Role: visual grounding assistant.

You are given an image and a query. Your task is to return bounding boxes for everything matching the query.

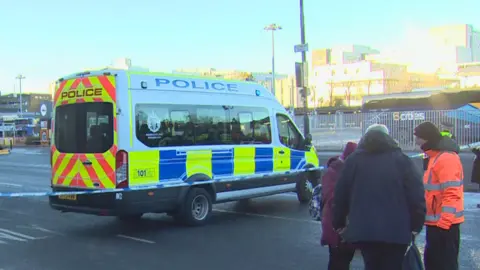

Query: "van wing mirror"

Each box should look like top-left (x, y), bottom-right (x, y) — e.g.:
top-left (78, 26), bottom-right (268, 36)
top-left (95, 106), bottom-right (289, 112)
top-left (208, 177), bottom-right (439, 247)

top-left (305, 133), bottom-right (313, 149)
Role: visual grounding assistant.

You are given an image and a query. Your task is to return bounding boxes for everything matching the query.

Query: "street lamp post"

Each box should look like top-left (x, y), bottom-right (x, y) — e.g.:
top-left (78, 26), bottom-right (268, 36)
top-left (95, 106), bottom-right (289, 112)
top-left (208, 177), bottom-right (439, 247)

top-left (16, 74), bottom-right (25, 117)
top-left (264, 23), bottom-right (282, 97)
top-left (299, 0), bottom-right (310, 136)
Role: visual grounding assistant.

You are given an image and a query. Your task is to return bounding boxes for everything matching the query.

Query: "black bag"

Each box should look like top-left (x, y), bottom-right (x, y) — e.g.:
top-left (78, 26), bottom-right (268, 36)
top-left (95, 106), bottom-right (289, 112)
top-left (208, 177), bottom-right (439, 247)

top-left (402, 236), bottom-right (424, 270)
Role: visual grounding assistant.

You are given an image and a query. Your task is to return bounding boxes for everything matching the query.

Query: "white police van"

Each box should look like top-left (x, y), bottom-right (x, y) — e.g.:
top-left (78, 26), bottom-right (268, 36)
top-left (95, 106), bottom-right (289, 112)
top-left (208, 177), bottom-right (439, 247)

top-left (49, 70), bottom-right (320, 226)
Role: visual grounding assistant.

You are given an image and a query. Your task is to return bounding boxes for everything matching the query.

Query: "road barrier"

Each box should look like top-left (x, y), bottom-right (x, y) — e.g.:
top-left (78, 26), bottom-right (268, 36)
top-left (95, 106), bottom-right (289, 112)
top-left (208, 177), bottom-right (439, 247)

top-left (0, 141), bottom-right (479, 198)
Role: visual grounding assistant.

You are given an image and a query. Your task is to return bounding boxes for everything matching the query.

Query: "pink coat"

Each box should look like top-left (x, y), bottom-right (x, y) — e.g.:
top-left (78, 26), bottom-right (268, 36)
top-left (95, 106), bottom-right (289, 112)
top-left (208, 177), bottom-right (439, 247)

top-left (320, 158), bottom-right (344, 246)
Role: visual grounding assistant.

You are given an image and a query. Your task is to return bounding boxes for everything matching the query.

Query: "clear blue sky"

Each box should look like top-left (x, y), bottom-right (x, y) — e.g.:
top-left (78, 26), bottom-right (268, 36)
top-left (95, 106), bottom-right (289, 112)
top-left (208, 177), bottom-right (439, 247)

top-left (0, 0), bottom-right (478, 94)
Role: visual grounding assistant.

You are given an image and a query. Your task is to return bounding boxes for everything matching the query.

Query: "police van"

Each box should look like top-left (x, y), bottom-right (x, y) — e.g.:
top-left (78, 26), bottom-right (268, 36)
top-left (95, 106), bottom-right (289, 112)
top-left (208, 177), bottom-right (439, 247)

top-left (48, 69), bottom-right (320, 226)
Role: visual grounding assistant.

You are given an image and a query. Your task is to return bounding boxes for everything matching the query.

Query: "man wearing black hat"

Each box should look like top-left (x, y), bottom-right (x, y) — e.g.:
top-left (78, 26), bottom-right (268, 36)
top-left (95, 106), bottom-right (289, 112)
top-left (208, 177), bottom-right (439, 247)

top-left (422, 129), bottom-right (456, 171)
top-left (414, 121), bottom-right (463, 270)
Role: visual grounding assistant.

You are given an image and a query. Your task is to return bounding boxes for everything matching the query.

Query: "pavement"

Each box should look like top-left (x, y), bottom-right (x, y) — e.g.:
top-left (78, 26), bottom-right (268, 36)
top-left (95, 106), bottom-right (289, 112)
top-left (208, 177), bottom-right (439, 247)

top-left (0, 147), bottom-right (479, 269)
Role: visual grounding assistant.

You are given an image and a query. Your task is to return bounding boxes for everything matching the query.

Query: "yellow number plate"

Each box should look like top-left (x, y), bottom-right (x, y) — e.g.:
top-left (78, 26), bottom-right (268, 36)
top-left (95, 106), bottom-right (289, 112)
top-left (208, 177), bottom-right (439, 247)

top-left (58, 194), bottom-right (77, 201)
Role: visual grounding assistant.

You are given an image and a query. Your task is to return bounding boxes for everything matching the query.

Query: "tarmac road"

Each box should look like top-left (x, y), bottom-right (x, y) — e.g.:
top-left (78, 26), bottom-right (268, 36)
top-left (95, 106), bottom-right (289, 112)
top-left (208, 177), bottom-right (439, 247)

top-left (0, 148), bottom-right (479, 269)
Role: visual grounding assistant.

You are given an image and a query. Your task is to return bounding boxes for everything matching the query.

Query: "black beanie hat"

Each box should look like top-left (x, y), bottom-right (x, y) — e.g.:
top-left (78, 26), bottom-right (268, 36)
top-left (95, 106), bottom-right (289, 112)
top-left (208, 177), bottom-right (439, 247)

top-left (414, 122), bottom-right (442, 142)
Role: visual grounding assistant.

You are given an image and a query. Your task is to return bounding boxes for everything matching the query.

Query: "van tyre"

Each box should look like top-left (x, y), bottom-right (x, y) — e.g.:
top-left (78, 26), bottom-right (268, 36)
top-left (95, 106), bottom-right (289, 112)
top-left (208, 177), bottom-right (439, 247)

top-left (175, 187), bottom-right (212, 226)
top-left (296, 174), bottom-right (318, 204)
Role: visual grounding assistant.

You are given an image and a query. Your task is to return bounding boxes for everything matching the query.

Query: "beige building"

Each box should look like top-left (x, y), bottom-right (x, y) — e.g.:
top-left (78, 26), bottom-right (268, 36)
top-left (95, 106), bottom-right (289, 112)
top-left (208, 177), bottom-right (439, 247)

top-left (311, 61), bottom-right (413, 107)
top-left (456, 62), bottom-right (480, 88)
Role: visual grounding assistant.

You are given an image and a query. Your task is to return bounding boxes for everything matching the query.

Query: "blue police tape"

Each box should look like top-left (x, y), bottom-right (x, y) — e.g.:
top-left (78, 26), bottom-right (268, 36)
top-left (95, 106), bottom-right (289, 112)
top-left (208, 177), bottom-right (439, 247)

top-left (2, 141), bottom-right (480, 198)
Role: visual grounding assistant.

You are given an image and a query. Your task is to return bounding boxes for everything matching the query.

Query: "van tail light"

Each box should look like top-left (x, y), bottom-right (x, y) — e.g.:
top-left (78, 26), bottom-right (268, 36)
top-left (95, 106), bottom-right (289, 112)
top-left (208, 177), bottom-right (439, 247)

top-left (115, 150), bottom-right (129, 188)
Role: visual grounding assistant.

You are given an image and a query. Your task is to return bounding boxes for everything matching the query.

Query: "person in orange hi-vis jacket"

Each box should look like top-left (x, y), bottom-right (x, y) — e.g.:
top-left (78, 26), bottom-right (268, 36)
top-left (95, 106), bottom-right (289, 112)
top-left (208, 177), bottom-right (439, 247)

top-left (414, 121), bottom-right (464, 270)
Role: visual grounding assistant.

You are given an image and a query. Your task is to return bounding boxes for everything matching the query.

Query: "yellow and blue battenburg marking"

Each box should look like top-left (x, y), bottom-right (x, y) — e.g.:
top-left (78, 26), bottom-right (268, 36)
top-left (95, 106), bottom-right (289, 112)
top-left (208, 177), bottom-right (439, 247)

top-left (0, 148), bottom-right (452, 197)
top-left (128, 146), bottom-right (319, 187)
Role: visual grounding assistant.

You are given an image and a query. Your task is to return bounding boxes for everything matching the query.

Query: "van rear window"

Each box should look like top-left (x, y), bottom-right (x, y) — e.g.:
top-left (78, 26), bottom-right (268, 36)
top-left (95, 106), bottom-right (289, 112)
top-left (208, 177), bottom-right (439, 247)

top-left (54, 102), bottom-right (114, 153)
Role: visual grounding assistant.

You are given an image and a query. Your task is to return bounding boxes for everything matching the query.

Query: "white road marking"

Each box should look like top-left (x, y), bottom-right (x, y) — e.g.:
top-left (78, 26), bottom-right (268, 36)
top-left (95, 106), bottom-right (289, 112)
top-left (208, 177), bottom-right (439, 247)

top-left (117, 234), bottom-right (156, 244)
top-left (31, 225), bottom-right (64, 236)
top-left (15, 225), bottom-right (64, 236)
top-left (0, 182), bottom-right (22, 188)
top-left (0, 228), bottom-right (48, 243)
top-left (213, 209), bottom-right (317, 224)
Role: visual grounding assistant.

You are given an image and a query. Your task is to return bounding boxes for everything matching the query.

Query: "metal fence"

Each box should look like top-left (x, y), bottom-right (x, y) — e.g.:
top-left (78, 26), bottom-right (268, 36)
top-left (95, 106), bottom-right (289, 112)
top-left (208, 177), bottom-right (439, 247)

top-left (293, 109), bottom-right (480, 151)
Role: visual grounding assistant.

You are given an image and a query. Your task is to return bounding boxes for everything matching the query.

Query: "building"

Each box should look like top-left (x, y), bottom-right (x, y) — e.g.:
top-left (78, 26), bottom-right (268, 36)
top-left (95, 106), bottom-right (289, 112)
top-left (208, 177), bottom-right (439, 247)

top-left (456, 62), bottom-right (480, 88)
top-left (0, 93), bottom-right (52, 115)
top-left (252, 73), bottom-right (298, 108)
top-left (311, 49), bottom-right (331, 68)
top-left (429, 24), bottom-right (480, 64)
top-left (311, 61), bottom-right (411, 107)
top-left (311, 45), bottom-right (379, 70)
top-left (331, 45), bottom-right (379, 65)
top-left (367, 24), bottom-right (480, 74)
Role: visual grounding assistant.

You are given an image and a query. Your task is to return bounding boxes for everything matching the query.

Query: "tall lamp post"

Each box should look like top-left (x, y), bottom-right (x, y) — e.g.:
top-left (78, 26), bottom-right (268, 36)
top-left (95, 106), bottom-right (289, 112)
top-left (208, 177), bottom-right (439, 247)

top-left (16, 74), bottom-right (25, 117)
top-left (299, 0), bottom-right (309, 136)
top-left (264, 23), bottom-right (282, 97)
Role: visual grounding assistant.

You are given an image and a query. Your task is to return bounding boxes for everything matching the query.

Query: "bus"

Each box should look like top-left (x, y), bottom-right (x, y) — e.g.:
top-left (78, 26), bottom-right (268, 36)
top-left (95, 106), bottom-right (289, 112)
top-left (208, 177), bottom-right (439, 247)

top-left (0, 116), bottom-right (37, 137)
top-left (361, 89), bottom-right (480, 149)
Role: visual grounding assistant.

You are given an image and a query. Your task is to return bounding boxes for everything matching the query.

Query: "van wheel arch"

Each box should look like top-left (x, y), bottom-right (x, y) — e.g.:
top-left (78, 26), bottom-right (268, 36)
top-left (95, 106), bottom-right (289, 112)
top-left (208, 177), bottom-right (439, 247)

top-left (177, 174), bottom-right (217, 203)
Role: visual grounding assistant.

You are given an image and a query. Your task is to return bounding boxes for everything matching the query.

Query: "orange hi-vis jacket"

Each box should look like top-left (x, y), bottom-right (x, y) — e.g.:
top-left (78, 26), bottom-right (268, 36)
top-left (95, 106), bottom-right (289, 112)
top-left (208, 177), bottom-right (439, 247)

top-left (423, 150), bottom-right (464, 229)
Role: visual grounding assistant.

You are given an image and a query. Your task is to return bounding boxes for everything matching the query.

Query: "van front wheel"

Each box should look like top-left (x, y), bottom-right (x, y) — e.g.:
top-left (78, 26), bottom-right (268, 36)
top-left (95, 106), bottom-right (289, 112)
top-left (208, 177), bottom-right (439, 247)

top-left (174, 188), bottom-right (212, 226)
top-left (296, 174), bottom-right (317, 203)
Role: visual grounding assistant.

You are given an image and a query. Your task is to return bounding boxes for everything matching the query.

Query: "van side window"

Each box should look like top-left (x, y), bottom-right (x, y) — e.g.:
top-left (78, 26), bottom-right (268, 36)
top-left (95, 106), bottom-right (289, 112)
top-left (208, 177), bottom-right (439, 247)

top-left (171, 110), bottom-right (194, 146)
top-left (195, 107), bottom-right (232, 145)
top-left (135, 104), bottom-right (271, 147)
top-left (276, 114), bottom-right (302, 150)
top-left (135, 106), bottom-right (171, 147)
top-left (230, 107), bottom-right (271, 144)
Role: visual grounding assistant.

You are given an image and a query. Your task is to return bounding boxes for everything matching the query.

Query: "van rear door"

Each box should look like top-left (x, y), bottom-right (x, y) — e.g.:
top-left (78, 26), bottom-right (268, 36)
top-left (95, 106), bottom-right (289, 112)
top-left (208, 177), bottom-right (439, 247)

top-left (51, 75), bottom-right (117, 189)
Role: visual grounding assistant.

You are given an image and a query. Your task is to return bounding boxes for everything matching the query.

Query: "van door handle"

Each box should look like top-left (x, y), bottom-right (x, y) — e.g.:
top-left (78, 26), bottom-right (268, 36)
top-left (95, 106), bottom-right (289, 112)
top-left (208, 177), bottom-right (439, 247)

top-left (278, 150), bottom-right (285, 154)
top-left (83, 160), bottom-right (92, 166)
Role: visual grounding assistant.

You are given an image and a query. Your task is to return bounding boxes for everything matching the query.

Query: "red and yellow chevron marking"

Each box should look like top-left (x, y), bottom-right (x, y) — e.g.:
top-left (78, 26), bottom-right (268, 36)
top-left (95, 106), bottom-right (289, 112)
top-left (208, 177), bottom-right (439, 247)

top-left (51, 75), bottom-right (118, 189)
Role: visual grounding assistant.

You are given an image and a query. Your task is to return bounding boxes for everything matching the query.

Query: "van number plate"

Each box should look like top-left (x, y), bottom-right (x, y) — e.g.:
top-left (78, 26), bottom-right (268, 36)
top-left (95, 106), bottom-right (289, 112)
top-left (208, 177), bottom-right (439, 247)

top-left (58, 194), bottom-right (77, 201)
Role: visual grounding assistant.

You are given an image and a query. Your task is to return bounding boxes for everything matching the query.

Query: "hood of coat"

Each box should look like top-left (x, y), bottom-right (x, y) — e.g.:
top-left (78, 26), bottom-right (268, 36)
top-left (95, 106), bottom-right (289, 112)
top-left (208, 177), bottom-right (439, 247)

top-left (357, 130), bottom-right (401, 154)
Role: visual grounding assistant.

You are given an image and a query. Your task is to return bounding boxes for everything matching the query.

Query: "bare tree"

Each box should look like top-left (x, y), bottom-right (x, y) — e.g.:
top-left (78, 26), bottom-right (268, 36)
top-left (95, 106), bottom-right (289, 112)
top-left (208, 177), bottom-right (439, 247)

top-left (318, 97), bottom-right (325, 107)
top-left (344, 80), bottom-right (355, 107)
top-left (327, 80), bottom-right (335, 107)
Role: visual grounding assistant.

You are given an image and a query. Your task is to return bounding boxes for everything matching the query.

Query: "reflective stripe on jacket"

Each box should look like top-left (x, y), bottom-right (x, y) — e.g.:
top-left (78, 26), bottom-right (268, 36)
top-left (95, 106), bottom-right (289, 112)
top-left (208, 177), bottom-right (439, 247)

top-left (423, 150), bottom-right (464, 229)
top-left (440, 131), bottom-right (453, 138)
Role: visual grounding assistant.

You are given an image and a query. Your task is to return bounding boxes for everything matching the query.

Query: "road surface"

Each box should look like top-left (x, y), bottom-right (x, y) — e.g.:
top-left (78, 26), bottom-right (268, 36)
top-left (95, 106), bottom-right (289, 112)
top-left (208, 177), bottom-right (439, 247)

top-left (0, 147), bottom-right (479, 269)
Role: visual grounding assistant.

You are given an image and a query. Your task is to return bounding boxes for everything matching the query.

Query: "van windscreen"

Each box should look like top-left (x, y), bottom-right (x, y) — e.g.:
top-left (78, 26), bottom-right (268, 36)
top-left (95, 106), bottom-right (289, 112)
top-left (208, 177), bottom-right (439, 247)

top-left (54, 102), bottom-right (114, 153)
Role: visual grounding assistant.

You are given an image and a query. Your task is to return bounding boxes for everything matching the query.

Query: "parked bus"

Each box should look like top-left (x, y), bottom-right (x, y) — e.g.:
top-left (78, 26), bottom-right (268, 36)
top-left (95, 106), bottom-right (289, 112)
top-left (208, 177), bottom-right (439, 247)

top-left (361, 89), bottom-right (480, 149)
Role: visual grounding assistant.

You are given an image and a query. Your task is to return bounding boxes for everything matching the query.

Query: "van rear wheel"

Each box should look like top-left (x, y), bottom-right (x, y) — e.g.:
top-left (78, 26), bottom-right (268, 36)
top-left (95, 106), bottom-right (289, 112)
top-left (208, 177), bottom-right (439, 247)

top-left (174, 187), bottom-right (212, 226)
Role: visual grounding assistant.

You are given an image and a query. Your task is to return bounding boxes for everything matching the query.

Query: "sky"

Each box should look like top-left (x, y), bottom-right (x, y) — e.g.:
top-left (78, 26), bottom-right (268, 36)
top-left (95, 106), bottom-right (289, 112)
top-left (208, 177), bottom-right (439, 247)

top-left (0, 0), bottom-right (479, 94)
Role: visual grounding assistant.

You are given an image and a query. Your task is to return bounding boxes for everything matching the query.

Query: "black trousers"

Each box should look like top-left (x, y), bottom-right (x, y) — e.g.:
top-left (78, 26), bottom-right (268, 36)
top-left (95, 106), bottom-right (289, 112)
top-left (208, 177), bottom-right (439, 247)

top-left (328, 244), bottom-right (356, 270)
top-left (359, 242), bottom-right (408, 270)
top-left (424, 224), bottom-right (460, 270)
